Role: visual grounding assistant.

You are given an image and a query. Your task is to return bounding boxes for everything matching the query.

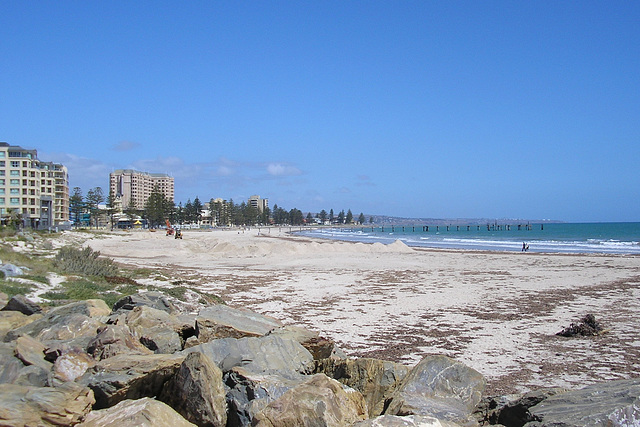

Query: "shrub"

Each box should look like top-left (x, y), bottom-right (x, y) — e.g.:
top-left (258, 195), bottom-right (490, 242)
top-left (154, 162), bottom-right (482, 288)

top-left (54, 246), bottom-right (118, 277)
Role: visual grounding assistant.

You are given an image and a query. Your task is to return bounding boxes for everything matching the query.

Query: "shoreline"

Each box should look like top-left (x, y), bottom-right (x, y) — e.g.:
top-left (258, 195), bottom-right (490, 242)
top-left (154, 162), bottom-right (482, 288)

top-left (80, 228), bottom-right (640, 395)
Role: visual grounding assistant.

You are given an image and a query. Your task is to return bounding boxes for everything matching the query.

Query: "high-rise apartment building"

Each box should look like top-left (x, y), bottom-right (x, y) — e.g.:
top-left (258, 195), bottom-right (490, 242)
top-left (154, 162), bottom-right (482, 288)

top-left (0, 142), bottom-right (69, 228)
top-left (248, 195), bottom-right (269, 212)
top-left (109, 169), bottom-right (174, 211)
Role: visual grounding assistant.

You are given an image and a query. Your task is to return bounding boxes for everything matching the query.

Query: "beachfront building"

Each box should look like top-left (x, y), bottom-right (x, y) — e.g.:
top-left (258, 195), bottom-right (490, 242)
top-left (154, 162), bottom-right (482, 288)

top-left (109, 169), bottom-right (174, 211)
top-left (248, 195), bottom-right (269, 213)
top-left (0, 142), bottom-right (70, 229)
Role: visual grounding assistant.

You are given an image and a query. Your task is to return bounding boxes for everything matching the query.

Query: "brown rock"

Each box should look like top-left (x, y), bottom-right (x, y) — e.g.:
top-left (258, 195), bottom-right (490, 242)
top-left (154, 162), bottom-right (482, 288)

top-left (78, 397), bottom-right (196, 426)
top-left (0, 382), bottom-right (95, 426)
top-left (160, 351), bottom-right (227, 427)
top-left (316, 357), bottom-right (410, 417)
top-left (253, 373), bottom-right (367, 427)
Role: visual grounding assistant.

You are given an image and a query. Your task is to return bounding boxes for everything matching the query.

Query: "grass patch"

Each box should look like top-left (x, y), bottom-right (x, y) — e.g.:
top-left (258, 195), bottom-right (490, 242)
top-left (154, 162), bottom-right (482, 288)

top-left (22, 274), bottom-right (49, 285)
top-left (0, 280), bottom-right (34, 297)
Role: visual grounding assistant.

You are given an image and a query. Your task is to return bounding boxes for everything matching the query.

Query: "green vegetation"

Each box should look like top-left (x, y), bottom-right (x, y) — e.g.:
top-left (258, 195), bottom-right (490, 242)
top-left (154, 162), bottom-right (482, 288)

top-left (0, 232), bottom-right (226, 308)
top-left (0, 280), bottom-right (34, 298)
top-left (54, 246), bottom-right (119, 276)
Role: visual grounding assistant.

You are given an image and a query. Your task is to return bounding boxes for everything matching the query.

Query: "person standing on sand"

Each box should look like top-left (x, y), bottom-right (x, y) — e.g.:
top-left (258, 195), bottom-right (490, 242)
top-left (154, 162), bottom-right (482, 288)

top-left (522, 242), bottom-right (526, 252)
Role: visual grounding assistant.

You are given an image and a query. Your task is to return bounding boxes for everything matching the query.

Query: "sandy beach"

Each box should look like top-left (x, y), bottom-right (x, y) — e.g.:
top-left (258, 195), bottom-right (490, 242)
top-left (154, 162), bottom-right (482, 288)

top-left (81, 227), bottom-right (640, 396)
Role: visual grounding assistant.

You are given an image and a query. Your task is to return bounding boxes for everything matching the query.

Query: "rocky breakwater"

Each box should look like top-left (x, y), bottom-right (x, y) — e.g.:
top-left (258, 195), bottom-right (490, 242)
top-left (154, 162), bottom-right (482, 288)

top-left (0, 290), bottom-right (639, 427)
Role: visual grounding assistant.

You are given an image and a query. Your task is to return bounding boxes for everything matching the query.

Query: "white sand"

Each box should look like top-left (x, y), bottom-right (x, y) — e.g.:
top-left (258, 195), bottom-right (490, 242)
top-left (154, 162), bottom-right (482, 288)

top-left (82, 227), bottom-right (640, 395)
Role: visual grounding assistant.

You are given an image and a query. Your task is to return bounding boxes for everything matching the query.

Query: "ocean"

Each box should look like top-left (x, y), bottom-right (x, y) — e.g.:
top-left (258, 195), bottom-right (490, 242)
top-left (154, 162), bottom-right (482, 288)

top-left (296, 222), bottom-right (640, 254)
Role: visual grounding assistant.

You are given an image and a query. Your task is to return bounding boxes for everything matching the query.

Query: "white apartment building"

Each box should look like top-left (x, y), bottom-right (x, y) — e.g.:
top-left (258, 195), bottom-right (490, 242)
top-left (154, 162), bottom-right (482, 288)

top-left (0, 142), bottom-right (69, 228)
top-left (248, 195), bottom-right (269, 212)
top-left (109, 169), bottom-right (174, 211)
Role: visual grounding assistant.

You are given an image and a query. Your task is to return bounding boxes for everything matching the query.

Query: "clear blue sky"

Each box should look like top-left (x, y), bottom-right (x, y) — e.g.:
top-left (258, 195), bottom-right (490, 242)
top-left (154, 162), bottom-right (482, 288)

top-left (1, 2), bottom-right (638, 222)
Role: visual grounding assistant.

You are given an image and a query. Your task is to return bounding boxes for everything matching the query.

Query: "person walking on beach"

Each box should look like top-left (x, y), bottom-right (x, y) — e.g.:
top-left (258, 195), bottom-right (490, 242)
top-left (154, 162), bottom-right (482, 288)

top-left (522, 242), bottom-right (526, 252)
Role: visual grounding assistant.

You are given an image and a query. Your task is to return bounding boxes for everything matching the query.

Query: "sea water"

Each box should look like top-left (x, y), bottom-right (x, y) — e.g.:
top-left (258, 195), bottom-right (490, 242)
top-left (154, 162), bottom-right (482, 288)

top-left (297, 222), bottom-right (640, 254)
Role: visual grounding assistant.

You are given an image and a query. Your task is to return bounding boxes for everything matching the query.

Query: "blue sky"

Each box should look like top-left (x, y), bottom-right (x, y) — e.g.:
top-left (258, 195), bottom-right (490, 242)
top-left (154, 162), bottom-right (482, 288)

top-left (1, 2), bottom-right (638, 222)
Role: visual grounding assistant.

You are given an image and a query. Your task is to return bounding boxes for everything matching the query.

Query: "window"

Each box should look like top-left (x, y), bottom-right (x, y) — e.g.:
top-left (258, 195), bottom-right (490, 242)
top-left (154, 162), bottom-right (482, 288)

top-left (0, 198), bottom-right (4, 204)
top-left (10, 198), bottom-right (19, 205)
top-left (0, 161), bottom-right (4, 167)
top-left (22, 161), bottom-right (27, 167)
top-left (0, 152), bottom-right (5, 158)
top-left (11, 161), bottom-right (19, 168)
top-left (10, 171), bottom-right (19, 176)
top-left (10, 189), bottom-right (19, 195)
top-left (10, 179), bottom-right (19, 185)
top-left (0, 179), bottom-right (5, 185)
top-left (0, 189), bottom-right (4, 194)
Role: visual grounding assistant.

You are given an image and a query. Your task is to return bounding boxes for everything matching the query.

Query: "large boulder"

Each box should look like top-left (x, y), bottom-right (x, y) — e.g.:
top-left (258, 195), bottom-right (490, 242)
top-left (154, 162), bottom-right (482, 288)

top-left (0, 310), bottom-right (40, 340)
top-left (195, 305), bottom-right (283, 342)
top-left (0, 382), bottom-right (95, 426)
top-left (4, 299), bottom-right (110, 343)
top-left (112, 291), bottom-right (177, 314)
top-left (78, 397), bottom-right (196, 426)
top-left (0, 341), bottom-right (25, 384)
top-left (224, 366), bottom-right (306, 426)
top-left (474, 388), bottom-right (566, 426)
top-left (525, 378), bottom-right (640, 426)
top-left (159, 351), bottom-right (227, 427)
top-left (316, 357), bottom-right (410, 417)
top-left (252, 373), bottom-right (367, 427)
top-left (15, 334), bottom-right (52, 372)
top-left (87, 324), bottom-right (153, 360)
top-left (268, 325), bottom-right (335, 359)
top-left (1, 294), bottom-right (42, 315)
top-left (77, 353), bottom-right (185, 409)
top-left (124, 306), bottom-right (186, 353)
top-left (184, 335), bottom-right (314, 378)
top-left (385, 355), bottom-right (486, 426)
top-left (0, 263), bottom-right (25, 277)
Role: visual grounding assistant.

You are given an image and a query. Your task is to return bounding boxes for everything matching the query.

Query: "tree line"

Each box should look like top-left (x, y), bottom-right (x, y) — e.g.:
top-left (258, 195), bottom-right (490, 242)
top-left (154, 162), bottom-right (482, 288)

top-left (69, 186), bottom-right (370, 228)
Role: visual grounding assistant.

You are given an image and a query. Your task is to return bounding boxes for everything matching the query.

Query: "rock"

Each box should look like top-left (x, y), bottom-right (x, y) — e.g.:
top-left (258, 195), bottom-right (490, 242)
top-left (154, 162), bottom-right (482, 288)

top-left (0, 310), bottom-right (40, 341)
top-left (38, 314), bottom-right (105, 343)
top-left (269, 325), bottom-right (335, 359)
top-left (474, 388), bottom-right (565, 426)
top-left (184, 335), bottom-right (314, 378)
top-left (15, 334), bottom-right (52, 372)
top-left (1, 294), bottom-right (42, 315)
top-left (0, 291), bottom-right (7, 308)
top-left (0, 342), bottom-right (25, 384)
top-left (4, 299), bottom-right (110, 343)
top-left (224, 366), bottom-right (306, 426)
top-left (12, 364), bottom-right (51, 387)
top-left (124, 305), bottom-right (185, 353)
top-left (140, 327), bottom-right (183, 353)
top-left (78, 397), bottom-right (196, 426)
top-left (159, 351), bottom-right (227, 427)
top-left (78, 353), bottom-right (185, 409)
top-left (0, 263), bottom-right (25, 277)
top-left (252, 373), bottom-right (367, 427)
top-left (53, 348), bottom-right (96, 382)
top-left (195, 305), bottom-right (283, 342)
top-left (87, 324), bottom-right (153, 360)
top-left (112, 291), bottom-right (176, 314)
top-left (0, 381), bottom-right (95, 426)
top-left (525, 378), bottom-right (640, 426)
top-left (316, 357), bottom-right (410, 417)
top-left (354, 414), bottom-right (461, 426)
top-left (385, 355), bottom-right (486, 426)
